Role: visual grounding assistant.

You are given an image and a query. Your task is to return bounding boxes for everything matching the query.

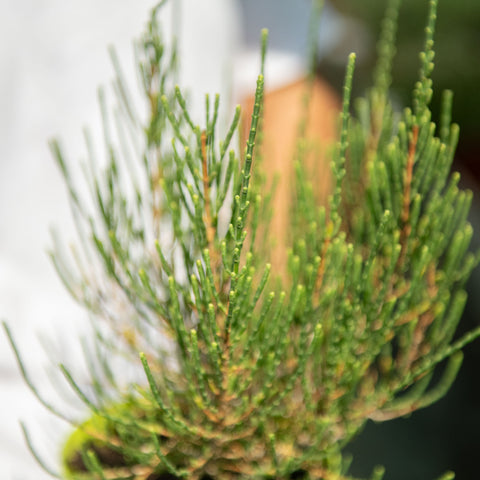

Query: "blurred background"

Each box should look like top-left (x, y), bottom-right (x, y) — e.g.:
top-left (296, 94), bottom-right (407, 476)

top-left (1, 1), bottom-right (478, 479)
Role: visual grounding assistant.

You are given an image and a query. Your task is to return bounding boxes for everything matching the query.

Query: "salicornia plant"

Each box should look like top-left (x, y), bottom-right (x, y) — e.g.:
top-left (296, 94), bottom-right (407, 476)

top-left (4, 0), bottom-right (480, 479)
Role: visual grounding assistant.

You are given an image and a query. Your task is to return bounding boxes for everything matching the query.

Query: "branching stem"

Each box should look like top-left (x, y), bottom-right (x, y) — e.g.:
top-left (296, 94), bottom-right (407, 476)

top-left (201, 130), bottom-right (215, 251)
top-left (398, 124), bottom-right (419, 267)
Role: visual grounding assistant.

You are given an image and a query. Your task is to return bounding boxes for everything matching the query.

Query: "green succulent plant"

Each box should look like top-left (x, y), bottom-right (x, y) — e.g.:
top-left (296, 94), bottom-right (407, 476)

top-left (4, 0), bottom-right (480, 479)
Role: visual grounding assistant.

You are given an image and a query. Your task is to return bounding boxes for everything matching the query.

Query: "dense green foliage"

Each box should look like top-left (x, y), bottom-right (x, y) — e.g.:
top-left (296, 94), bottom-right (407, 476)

top-left (4, 1), bottom-right (480, 479)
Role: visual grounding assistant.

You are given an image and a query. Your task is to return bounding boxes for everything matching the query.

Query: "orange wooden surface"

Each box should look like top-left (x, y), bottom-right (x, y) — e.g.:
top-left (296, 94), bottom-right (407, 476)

top-left (242, 76), bottom-right (340, 276)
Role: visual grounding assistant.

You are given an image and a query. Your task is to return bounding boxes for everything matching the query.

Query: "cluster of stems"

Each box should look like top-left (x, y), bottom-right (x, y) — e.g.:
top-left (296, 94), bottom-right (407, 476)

top-left (4, 0), bottom-right (480, 479)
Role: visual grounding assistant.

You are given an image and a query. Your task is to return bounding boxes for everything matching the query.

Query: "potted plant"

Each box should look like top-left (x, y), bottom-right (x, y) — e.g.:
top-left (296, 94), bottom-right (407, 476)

top-left (4, 0), bottom-right (480, 478)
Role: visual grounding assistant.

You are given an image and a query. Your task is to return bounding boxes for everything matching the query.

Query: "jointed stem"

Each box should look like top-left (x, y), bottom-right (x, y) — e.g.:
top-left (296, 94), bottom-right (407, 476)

top-left (201, 130), bottom-right (215, 251)
top-left (398, 124), bottom-right (419, 267)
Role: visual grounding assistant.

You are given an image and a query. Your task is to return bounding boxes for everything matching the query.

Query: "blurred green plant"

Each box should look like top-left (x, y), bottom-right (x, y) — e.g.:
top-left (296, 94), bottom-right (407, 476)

top-left (3, 0), bottom-right (480, 479)
top-left (329, 0), bottom-right (480, 141)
